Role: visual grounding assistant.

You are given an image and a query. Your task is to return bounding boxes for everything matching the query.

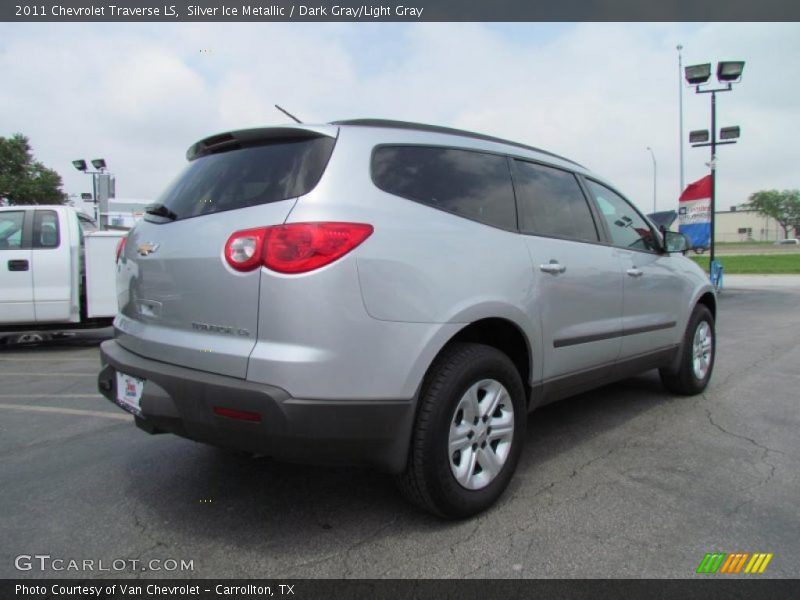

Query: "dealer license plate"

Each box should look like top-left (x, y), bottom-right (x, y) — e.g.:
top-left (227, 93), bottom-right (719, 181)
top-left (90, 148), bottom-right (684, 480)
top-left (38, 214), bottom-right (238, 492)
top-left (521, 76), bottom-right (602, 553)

top-left (116, 371), bottom-right (144, 416)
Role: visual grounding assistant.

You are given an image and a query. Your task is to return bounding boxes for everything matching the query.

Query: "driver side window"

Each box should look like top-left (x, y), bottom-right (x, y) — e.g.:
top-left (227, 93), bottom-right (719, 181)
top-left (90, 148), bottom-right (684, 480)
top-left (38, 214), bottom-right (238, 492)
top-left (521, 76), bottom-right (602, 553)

top-left (586, 180), bottom-right (658, 252)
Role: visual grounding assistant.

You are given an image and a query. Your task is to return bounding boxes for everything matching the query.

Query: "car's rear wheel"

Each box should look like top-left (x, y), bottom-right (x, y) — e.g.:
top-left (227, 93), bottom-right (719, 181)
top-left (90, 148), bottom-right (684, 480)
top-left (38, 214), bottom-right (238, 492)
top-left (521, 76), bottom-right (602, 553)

top-left (659, 304), bottom-right (715, 395)
top-left (397, 342), bottom-right (526, 518)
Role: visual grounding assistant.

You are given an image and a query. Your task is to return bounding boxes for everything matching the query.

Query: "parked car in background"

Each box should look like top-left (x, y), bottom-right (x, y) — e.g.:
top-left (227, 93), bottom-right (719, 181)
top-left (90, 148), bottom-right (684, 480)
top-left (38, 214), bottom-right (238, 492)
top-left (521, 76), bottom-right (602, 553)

top-left (774, 238), bottom-right (799, 245)
top-left (98, 120), bottom-right (716, 518)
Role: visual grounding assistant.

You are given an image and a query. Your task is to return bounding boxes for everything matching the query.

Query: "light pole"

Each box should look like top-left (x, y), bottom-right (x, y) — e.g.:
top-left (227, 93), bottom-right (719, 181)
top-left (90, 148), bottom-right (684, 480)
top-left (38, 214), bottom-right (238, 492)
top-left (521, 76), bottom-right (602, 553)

top-left (72, 158), bottom-right (108, 227)
top-left (646, 146), bottom-right (657, 213)
top-left (677, 44), bottom-right (685, 195)
top-left (685, 61), bottom-right (744, 272)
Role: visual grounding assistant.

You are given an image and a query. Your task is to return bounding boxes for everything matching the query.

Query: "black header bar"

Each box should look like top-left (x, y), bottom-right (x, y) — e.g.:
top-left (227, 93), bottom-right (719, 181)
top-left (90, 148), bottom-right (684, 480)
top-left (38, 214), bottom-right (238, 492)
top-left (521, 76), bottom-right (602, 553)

top-left (4, 0), bottom-right (800, 22)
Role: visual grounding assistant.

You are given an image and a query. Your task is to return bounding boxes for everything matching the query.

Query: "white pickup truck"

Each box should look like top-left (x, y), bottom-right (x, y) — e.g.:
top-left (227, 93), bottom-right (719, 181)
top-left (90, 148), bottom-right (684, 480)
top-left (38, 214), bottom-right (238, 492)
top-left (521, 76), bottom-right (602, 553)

top-left (0, 205), bottom-right (125, 342)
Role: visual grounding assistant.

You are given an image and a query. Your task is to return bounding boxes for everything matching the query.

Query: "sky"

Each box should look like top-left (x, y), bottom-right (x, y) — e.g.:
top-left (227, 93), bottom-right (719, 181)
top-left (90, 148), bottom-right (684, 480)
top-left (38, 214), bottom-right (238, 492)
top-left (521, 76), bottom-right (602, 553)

top-left (1, 21), bottom-right (799, 214)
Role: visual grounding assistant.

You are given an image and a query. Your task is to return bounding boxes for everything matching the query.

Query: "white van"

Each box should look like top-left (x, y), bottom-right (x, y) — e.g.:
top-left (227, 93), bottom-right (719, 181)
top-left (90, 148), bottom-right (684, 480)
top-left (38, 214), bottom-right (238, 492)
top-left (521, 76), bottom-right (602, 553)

top-left (0, 205), bottom-right (124, 340)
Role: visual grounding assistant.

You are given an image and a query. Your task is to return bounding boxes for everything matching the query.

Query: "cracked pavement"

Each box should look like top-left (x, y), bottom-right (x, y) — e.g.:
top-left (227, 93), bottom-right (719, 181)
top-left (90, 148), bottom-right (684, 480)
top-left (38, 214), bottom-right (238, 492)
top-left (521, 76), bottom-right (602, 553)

top-left (1, 276), bottom-right (798, 578)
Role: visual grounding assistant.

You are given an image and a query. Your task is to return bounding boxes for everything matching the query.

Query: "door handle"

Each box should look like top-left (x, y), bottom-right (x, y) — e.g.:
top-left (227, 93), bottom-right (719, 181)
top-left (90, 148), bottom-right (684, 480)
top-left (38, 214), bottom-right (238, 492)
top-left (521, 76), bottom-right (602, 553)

top-left (7, 259), bottom-right (29, 272)
top-left (626, 267), bottom-right (644, 278)
top-left (539, 261), bottom-right (566, 275)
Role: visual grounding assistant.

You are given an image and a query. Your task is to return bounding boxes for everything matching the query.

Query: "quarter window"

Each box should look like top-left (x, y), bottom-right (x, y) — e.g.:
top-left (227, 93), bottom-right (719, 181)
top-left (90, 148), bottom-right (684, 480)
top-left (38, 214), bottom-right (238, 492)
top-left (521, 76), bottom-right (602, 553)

top-left (513, 160), bottom-right (598, 242)
top-left (371, 146), bottom-right (517, 230)
top-left (586, 180), bottom-right (658, 252)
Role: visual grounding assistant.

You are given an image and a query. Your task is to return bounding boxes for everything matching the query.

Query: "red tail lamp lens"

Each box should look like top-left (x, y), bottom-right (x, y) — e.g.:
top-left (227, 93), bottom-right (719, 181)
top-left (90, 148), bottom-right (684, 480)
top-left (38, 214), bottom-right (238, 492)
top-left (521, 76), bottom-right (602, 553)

top-left (264, 222), bottom-right (374, 274)
top-left (116, 236), bottom-right (127, 262)
top-left (224, 222), bottom-right (373, 274)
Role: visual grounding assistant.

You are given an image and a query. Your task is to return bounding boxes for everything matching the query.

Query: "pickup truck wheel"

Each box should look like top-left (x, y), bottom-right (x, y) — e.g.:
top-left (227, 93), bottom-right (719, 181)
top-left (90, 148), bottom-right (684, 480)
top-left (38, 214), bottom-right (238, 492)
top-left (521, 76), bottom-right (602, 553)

top-left (659, 304), bottom-right (715, 395)
top-left (397, 342), bottom-right (526, 519)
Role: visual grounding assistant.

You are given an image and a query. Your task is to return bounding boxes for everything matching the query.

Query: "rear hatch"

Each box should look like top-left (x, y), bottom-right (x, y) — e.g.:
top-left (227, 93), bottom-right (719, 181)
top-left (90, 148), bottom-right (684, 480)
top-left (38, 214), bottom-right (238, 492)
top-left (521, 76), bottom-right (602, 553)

top-left (115, 126), bottom-right (337, 378)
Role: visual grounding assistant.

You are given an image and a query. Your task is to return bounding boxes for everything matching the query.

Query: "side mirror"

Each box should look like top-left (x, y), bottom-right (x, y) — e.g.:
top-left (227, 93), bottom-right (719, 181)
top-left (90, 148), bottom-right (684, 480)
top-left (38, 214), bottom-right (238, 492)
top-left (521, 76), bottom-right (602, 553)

top-left (663, 230), bottom-right (690, 254)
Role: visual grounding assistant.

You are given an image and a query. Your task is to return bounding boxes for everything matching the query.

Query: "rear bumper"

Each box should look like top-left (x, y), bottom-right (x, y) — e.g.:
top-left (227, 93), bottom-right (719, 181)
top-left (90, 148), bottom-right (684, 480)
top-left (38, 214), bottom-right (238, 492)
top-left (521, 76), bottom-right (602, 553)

top-left (98, 340), bottom-right (415, 473)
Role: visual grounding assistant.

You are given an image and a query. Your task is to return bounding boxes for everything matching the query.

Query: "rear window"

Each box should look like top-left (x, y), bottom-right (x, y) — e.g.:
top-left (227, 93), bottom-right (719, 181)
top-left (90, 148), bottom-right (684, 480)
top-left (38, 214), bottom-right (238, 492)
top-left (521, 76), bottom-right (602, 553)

top-left (150, 137), bottom-right (335, 221)
top-left (371, 145), bottom-right (516, 230)
top-left (33, 210), bottom-right (60, 248)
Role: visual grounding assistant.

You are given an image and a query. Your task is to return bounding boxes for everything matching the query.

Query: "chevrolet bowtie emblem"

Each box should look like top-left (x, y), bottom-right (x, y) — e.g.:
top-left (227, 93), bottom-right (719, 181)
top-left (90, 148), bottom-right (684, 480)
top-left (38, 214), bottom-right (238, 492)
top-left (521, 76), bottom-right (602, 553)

top-left (137, 242), bottom-right (160, 256)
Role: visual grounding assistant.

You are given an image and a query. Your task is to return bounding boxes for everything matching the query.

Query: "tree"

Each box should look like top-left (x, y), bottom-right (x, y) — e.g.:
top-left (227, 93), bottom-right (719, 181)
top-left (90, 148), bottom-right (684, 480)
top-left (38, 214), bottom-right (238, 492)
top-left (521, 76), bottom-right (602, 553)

top-left (742, 189), bottom-right (800, 239)
top-left (0, 133), bottom-right (67, 205)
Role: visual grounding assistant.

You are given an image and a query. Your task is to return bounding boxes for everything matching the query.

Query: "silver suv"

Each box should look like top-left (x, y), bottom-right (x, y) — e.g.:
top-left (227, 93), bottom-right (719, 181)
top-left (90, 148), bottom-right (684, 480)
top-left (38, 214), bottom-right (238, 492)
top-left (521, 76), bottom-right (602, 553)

top-left (98, 120), bottom-right (716, 518)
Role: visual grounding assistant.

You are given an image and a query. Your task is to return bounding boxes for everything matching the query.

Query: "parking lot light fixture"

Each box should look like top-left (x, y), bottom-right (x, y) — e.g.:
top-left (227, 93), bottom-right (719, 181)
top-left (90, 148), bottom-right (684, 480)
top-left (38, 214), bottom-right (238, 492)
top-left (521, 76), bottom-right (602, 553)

top-left (717, 61), bottom-right (745, 83)
top-left (719, 126), bottom-right (741, 140)
top-left (72, 158), bottom-right (109, 225)
top-left (686, 60), bottom-right (745, 274)
top-left (689, 130), bottom-right (710, 144)
top-left (685, 63), bottom-right (711, 85)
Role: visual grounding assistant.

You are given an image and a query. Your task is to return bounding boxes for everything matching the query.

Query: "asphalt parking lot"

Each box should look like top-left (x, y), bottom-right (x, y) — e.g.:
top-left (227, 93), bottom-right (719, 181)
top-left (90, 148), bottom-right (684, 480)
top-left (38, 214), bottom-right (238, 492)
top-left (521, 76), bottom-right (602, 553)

top-left (1, 276), bottom-right (798, 579)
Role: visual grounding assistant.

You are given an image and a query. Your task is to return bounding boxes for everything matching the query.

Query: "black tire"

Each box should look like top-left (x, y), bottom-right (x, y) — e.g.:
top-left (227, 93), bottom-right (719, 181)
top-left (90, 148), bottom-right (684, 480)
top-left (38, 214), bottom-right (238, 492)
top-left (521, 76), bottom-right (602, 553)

top-left (659, 304), bottom-right (715, 395)
top-left (397, 342), bottom-right (526, 519)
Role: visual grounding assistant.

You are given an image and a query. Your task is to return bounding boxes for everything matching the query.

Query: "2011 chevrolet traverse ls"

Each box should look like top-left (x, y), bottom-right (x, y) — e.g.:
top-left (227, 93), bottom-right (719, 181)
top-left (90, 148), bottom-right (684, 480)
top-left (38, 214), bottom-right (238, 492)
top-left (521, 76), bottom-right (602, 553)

top-left (98, 120), bottom-right (716, 518)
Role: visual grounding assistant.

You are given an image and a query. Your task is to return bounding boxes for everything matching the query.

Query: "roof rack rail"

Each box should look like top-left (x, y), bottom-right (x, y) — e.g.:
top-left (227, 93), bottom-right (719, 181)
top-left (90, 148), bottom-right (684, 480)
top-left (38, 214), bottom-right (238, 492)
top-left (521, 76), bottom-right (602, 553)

top-left (331, 118), bottom-right (584, 168)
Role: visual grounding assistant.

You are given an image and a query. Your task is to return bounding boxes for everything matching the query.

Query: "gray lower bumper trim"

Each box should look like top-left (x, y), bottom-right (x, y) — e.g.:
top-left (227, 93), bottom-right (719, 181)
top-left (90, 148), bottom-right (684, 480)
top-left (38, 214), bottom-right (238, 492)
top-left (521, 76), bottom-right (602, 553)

top-left (97, 340), bottom-right (414, 473)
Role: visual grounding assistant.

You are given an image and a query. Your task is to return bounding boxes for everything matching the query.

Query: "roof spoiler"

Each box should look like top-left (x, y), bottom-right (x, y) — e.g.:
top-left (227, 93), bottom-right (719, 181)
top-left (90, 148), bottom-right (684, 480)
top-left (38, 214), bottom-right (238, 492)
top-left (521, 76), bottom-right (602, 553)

top-left (186, 126), bottom-right (337, 161)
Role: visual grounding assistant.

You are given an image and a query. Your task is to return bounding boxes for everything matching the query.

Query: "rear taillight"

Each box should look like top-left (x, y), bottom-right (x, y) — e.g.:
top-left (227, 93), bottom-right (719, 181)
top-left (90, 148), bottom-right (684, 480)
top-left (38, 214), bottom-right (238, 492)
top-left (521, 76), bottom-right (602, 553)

top-left (224, 222), bottom-right (373, 274)
top-left (116, 236), bottom-right (126, 262)
top-left (224, 227), bottom-right (267, 272)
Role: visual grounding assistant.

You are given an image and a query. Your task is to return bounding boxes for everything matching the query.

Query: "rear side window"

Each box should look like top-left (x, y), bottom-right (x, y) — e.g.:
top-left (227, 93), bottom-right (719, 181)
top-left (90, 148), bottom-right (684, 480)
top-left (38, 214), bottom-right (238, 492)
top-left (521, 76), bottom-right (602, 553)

top-left (152, 137), bottom-right (335, 221)
top-left (33, 210), bottom-right (60, 248)
top-left (372, 146), bottom-right (516, 230)
top-left (513, 160), bottom-right (599, 242)
top-left (0, 211), bottom-right (25, 250)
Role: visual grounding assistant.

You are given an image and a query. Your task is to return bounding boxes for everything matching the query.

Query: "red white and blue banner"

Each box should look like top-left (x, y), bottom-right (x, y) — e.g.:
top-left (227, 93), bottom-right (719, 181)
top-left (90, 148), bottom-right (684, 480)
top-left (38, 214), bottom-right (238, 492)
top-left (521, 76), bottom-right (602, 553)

top-left (678, 175), bottom-right (712, 250)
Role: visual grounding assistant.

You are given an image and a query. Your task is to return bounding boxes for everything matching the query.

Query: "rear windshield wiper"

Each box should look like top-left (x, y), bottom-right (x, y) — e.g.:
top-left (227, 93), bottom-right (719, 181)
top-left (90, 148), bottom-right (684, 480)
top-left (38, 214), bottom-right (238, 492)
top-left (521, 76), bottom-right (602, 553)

top-left (145, 203), bottom-right (178, 221)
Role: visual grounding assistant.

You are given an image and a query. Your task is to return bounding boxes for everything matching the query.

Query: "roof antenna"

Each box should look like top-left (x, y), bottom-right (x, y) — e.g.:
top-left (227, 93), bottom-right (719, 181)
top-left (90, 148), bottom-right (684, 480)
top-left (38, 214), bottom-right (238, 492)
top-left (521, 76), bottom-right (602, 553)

top-left (275, 104), bottom-right (303, 124)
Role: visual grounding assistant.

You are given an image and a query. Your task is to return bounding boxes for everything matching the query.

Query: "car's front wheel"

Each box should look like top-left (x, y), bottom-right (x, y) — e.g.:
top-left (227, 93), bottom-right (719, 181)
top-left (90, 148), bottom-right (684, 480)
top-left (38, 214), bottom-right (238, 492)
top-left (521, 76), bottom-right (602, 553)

top-left (659, 304), bottom-right (715, 395)
top-left (397, 342), bottom-right (526, 518)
